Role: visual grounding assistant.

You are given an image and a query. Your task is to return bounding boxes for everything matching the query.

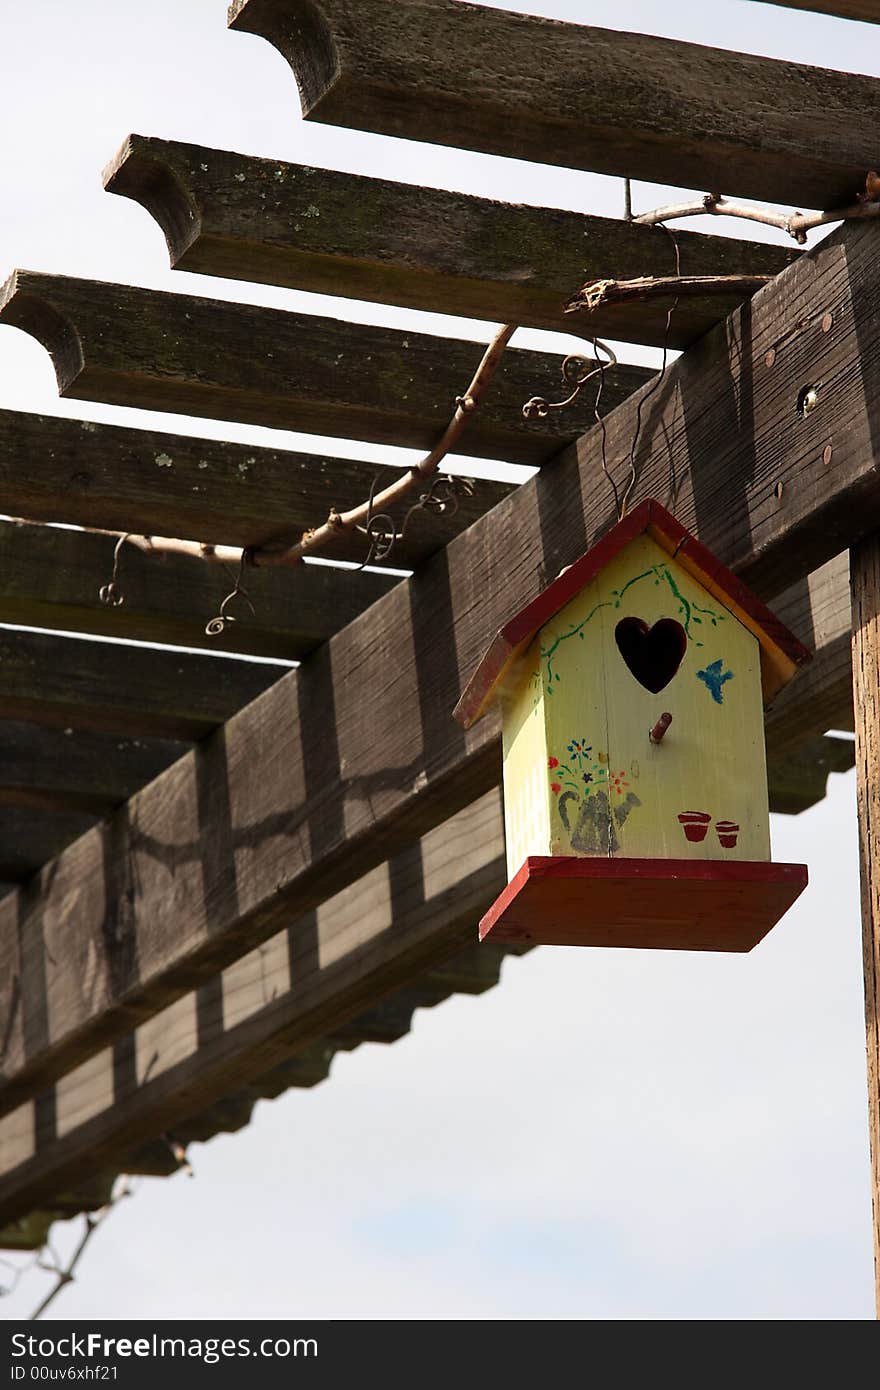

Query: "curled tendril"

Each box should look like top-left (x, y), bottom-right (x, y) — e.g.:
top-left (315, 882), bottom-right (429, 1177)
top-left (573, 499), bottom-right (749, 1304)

top-left (522, 339), bottom-right (618, 420)
top-left (99, 534), bottom-right (132, 607)
top-left (99, 582), bottom-right (124, 608)
top-left (356, 473), bottom-right (476, 570)
top-left (205, 550), bottom-right (256, 638)
top-left (362, 513), bottom-right (398, 561)
top-left (562, 354), bottom-right (596, 387)
top-left (416, 474), bottom-right (475, 517)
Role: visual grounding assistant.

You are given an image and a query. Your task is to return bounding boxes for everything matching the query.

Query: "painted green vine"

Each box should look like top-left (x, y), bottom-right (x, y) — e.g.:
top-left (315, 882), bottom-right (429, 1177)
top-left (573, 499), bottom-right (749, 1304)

top-left (532, 563), bottom-right (726, 701)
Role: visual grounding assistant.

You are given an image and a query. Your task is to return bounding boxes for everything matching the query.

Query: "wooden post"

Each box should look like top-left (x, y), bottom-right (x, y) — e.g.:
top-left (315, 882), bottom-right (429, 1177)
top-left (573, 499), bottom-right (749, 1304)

top-left (849, 533), bottom-right (880, 1318)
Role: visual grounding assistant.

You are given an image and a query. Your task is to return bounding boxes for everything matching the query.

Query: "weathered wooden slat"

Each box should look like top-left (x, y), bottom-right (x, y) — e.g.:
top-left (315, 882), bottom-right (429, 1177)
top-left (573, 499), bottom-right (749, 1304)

top-left (1, 215), bottom-right (878, 1117)
top-left (752, 1), bottom-right (880, 20)
top-left (0, 1211), bottom-right (56, 1251)
top-left (0, 273), bottom-right (650, 466)
top-left (0, 723), bottom-right (185, 818)
top-left (767, 734), bottom-right (854, 815)
top-left (0, 624), bottom-right (847, 885)
top-left (0, 681), bottom-right (841, 1238)
top-left (0, 809), bottom-right (99, 883)
top-left (0, 755), bottom-right (842, 1232)
top-left (849, 532), bottom-right (880, 1315)
top-left (103, 135), bottom-right (798, 352)
top-left (243, 1045), bottom-right (336, 1099)
top-left (121, 1044), bottom-right (338, 1174)
top-left (769, 634), bottom-right (852, 743)
top-left (0, 792), bottom-right (509, 1229)
top-left (229, 0), bottom-right (880, 208)
top-left (0, 567), bottom-right (838, 887)
top-left (0, 519), bottom-right (400, 661)
top-left (0, 629), bottom-right (284, 740)
top-left (0, 411), bottom-right (512, 569)
top-left (764, 555), bottom-right (853, 756)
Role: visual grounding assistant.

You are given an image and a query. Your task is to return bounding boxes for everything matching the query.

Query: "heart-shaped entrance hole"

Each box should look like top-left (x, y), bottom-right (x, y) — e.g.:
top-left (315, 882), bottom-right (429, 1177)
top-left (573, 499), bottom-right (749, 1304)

top-left (614, 616), bottom-right (687, 693)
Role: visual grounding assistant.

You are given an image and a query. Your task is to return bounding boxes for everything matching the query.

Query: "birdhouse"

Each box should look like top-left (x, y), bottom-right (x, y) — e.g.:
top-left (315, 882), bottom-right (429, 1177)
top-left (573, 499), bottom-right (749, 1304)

top-left (454, 500), bottom-right (810, 952)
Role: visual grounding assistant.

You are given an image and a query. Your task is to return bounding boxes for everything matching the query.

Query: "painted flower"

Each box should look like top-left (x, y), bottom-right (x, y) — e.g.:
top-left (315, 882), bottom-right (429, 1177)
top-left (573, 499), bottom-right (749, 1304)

top-left (610, 771), bottom-right (630, 793)
top-left (566, 738), bottom-right (593, 764)
top-left (582, 772), bottom-right (593, 784)
top-left (548, 757), bottom-right (559, 769)
top-left (550, 782), bottom-right (561, 796)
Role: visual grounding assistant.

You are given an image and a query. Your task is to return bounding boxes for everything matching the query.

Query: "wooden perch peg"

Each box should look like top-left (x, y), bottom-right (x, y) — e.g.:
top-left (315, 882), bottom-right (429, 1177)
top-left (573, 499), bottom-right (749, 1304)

top-left (649, 713), bottom-right (673, 746)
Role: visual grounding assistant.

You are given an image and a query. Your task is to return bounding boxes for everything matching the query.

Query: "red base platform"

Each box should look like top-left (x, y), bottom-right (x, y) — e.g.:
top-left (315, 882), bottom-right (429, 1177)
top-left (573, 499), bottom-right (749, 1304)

top-left (479, 857), bottom-right (808, 953)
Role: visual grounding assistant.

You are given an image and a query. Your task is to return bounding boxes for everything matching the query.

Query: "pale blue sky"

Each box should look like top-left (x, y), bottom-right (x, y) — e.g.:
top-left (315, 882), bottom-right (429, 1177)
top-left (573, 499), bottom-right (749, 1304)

top-left (0, 0), bottom-right (874, 1319)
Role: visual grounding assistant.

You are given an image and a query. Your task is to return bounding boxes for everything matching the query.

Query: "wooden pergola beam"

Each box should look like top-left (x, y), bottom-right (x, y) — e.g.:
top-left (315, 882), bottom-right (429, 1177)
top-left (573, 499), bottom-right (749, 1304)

top-left (1, 216), bottom-right (878, 1118)
top-left (0, 792), bottom-right (510, 1231)
top-left (850, 536), bottom-right (880, 1314)
top-left (0, 723), bottom-right (185, 819)
top-left (0, 810), bottom-right (101, 885)
top-left (229, 0), bottom-right (880, 209)
top-left (0, 696), bottom-right (851, 1233)
top-left (763, 555), bottom-right (853, 755)
top-left (0, 566), bottom-right (850, 1219)
top-left (0, 556), bottom-right (846, 883)
top-left (103, 135), bottom-right (798, 351)
top-left (0, 628), bottom-right (284, 741)
top-left (767, 734), bottom-right (854, 815)
top-left (751, 1), bottom-right (880, 20)
top-left (0, 410), bottom-right (513, 568)
top-left (0, 273), bottom-right (650, 467)
top-left (0, 724), bottom-right (186, 882)
top-left (0, 518), bottom-right (400, 662)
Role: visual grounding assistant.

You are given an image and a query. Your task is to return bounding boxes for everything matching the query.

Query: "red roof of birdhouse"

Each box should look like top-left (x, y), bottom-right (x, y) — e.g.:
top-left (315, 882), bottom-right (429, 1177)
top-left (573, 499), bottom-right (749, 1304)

top-left (453, 498), bottom-right (811, 728)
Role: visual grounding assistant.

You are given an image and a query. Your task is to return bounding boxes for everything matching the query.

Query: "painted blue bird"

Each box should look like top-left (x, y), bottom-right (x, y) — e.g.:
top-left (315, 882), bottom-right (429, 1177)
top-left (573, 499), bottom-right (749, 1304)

top-left (697, 658), bottom-right (734, 705)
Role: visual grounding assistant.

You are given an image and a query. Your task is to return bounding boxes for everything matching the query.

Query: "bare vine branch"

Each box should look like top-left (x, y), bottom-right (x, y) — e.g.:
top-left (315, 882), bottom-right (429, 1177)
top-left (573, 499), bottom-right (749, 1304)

top-left (565, 273), bottom-right (773, 315)
top-left (28, 1180), bottom-right (136, 1321)
top-left (94, 322), bottom-right (518, 579)
top-left (633, 184), bottom-right (880, 244)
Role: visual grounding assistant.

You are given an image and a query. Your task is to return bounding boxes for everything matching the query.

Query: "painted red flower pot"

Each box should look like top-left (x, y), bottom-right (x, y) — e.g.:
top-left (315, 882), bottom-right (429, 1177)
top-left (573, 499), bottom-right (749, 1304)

top-left (716, 820), bottom-right (740, 849)
top-left (677, 811), bottom-right (711, 843)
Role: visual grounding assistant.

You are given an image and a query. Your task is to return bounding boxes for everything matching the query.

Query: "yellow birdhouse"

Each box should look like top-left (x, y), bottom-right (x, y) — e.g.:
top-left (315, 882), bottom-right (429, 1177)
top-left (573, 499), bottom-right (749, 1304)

top-left (454, 500), bottom-right (811, 952)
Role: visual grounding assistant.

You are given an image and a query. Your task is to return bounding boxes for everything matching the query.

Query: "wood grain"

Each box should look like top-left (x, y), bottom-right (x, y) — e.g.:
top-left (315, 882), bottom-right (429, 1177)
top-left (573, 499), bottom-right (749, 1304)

top-left (0, 687), bottom-right (849, 1227)
top-left (104, 134), bottom-right (797, 351)
top-left (0, 792), bottom-right (511, 1232)
top-left (0, 410), bottom-right (513, 567)
top-left (0, 562), bottom-right (847, 882)
top-left (765, 555), bottom-right (853, 755)
top-left (456, 496), bottom-right (811, 727)
top-left (479, 856), bottom-right (807, 952)
top-left (0, 723), bottom-right (185, 818)
top-left (0, 272), bottom-right (650, 466)
top-left (0, 809), bottom-right (100, 884)
top-left (849, 533), bottom-right (880, 1317)
top-left (229, 0), bottom-right (880, 207)
top-left (1, 215), bottom-right (877, 1117)
top-left (766, 734), bottom-right (854, 815)
top-left (0, 722), bottom-right (184, 891)
top-left (751, 0), bottom-right (880, 20)
top-left (0, 628), bottom-right (284, 740)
